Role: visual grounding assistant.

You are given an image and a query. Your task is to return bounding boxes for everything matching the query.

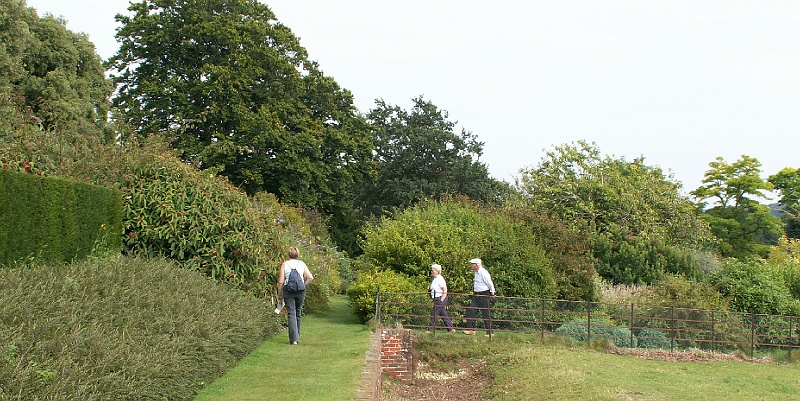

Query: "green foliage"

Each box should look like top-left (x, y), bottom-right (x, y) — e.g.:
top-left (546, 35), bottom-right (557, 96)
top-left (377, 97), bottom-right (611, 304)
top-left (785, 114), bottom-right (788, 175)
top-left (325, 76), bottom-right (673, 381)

top-left (707, 258), bottom-right (800, 316)
top-left (108, 0), bottom-right (374, 241)
top-left (555, 316), bottom-right (636, 348)
top-left (636, 328), bottom-right (670, 349)
top-left (361, 96), bottom-right (508, 219)
top-left (0, 169), bottom-right (122, 265)
top-left (645, 274), bottom-right (730, 311)
top-left (0, 256), bottom-right (280, 400)
top-left (0, 0), bottom-right (111, 140)
top-left (768, 168), bottom-right (800, 239)
top-left (358, 198), bottom-right (596, 302)
top-left (693, 155), bottom-right (784, 258)
top-left (591, 225), bottom-right (700, 285)
top-left (768, 237), bottom-right (800, 299)
top-left (346, 268), bottom-right (415, 323)
top-left (516, 141), bottom-right (713, 250)
top-left (67, 140), bottom-right (340, 312)
top-left (516, 141), bottom-right (714, 285)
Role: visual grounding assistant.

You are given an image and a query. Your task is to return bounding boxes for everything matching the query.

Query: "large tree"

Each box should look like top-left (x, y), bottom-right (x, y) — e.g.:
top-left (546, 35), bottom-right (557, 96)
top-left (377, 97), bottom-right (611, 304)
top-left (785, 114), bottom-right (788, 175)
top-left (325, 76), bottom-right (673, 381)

top-left (107, 0), bottom-right (374, 219)
top-left (768, 167), bottom-right (800, 239)
top-left (516, 141), bottom-right (714, 284)
top-left (0, 0), bottom-right (111, 140)
top-left (517, 141), bottom-right (711, 248)
top-left (361, 96), bottom-right (507, 218)
top-left (691, 155), bottom-right (784, 258)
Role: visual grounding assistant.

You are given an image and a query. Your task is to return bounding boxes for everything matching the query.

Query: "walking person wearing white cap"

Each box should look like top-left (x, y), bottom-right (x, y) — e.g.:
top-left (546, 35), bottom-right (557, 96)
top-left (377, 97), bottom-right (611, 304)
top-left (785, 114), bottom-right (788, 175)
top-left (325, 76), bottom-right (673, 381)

top-left (462, 258), bottom-right (496, 336)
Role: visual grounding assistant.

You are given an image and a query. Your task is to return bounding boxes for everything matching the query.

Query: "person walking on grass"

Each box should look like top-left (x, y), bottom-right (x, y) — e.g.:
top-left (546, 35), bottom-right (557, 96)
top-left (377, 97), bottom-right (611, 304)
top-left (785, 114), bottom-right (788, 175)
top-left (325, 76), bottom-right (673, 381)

top-left (463, 258), bottom-right (496, 337)
top-left (277, 246), bottom-right (314, 345)
top-left (428, 264), bottom-right (456, 333)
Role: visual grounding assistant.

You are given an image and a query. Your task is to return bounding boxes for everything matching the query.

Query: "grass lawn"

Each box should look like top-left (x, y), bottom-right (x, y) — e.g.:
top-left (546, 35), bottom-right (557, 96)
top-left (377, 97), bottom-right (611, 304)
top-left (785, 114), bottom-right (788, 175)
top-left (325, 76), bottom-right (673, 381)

top-left (411, 334), bottom-right (800, 401)
top-left (194, 295), bottom-right (371, 401)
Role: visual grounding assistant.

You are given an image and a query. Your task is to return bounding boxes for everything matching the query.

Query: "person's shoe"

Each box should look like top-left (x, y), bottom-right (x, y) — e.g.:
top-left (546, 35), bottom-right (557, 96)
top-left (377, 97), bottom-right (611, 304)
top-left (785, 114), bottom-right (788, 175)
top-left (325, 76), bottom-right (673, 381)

top-left (463, 330), bottom-right (476, 335)
top-left (291, 341), bottom-right (298, 345)
top-left (448, 329), bottom-right (456, 334)
top-left (484, 333), bottom-right (492, 338)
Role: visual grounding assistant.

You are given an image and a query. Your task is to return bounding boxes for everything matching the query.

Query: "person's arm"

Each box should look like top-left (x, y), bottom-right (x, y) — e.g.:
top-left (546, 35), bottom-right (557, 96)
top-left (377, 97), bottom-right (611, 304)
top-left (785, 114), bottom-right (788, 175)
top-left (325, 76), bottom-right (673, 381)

top-left (303, 263), bottom-right (314, 286)
top-left (277, 262), bottom-right (286, 297)
top-left (484, 270), bottom-right (496, 296)
top-left (441, 284), bottom-right (448, 302)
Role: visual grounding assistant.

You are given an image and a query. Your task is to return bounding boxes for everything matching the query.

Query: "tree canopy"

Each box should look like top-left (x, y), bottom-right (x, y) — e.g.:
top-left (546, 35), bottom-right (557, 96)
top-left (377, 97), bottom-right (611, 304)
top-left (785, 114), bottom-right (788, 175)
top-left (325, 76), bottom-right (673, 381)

top-left (0, 0), bottom-right (111, 140)
top-left (769, 167), bottom-right (800, 239)
top-left (107, 0), bottom-right (374, 214)
top-left (361, 96), bottom-right (507, 217)
top-left (515, 141), bottom-right (713, 285)
top-left (692, 155), bottom-right (783, 258)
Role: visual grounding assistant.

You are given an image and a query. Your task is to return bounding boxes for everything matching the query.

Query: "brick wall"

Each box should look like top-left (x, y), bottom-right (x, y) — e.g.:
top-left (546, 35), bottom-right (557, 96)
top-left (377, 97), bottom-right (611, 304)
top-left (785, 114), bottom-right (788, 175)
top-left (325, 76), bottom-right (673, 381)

top-left (380, 329), bottom-right (414, 382)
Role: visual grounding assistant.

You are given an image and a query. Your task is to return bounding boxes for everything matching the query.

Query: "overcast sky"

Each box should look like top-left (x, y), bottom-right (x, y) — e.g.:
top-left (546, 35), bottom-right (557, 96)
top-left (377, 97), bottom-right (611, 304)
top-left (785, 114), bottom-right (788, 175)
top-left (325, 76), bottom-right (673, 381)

top-left (25, 0), bottom-right (800, 198)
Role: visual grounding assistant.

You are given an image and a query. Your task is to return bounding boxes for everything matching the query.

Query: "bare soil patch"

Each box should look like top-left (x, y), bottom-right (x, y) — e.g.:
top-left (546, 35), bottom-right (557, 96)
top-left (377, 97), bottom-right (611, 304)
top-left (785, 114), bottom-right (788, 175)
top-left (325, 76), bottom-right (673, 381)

top-left (381, 359), bottom-right (492, 401)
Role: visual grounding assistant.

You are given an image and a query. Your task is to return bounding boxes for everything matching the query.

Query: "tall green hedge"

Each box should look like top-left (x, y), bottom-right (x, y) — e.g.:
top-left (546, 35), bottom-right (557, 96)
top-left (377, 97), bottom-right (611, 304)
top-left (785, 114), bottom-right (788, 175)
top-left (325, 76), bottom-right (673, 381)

top-left (0, 169), bottom-right (122, 265)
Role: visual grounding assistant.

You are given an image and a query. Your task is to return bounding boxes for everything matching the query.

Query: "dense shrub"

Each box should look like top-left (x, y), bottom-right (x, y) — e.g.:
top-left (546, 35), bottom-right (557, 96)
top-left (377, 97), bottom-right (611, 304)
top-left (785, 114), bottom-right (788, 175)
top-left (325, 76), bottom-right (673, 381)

top-left (0, 256), bottom-right (280, 400)
top-left (592, 225), bottom-right (700, 285)
top-left (708, 258), bottom-right (800, 316)
top-left (358, 198), bottom-right (596, 304)
top-left (555, 316), bottom-right (636, 348)
top-left (346, 267), bottom-right (416, 323)
top-left (645, 274), bottom-right (730, 311)
top-left (636, 328), bottom-right (670, 349)
top-left (0, 169), bottom-right (122, 265)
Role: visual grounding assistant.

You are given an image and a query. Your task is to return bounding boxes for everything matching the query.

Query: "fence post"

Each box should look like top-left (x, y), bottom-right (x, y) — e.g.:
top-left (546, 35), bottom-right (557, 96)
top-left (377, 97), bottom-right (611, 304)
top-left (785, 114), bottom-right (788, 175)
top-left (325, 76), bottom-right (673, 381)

top-left (750, 313), bottom-right (756, 358)
top-left (587, 301), bottom-right (592, 345)
top-left (540, 298), bottom-right (545, 341)
top-left (711, 311), bottom-right (716, 354)
top-left (375, 290), bottom-right (381, 327)
top-left (670, 306), bottom-right (675, 353)
top-left (630, 303), bottom-right (635, 348)
top-left (790, 317), bottom-right (794, 359)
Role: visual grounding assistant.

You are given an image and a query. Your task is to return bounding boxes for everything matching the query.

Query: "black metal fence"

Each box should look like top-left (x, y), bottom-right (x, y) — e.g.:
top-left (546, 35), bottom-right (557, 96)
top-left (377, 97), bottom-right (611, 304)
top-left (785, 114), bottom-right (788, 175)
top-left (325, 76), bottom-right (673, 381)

top-left (376, 292), bottom-right (800, 357)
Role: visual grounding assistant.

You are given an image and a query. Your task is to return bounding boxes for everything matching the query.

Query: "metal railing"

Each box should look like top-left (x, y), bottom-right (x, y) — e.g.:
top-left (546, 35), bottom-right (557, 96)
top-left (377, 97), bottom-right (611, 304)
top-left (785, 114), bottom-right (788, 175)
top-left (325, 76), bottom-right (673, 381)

top-left (376, 292), bottom-right (799, 357)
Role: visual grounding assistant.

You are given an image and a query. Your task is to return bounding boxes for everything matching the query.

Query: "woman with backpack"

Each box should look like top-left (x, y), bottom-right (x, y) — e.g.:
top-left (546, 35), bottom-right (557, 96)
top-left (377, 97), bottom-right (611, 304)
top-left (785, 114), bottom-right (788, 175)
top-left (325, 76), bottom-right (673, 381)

top-left (277, 246), bottom-right (314, 345)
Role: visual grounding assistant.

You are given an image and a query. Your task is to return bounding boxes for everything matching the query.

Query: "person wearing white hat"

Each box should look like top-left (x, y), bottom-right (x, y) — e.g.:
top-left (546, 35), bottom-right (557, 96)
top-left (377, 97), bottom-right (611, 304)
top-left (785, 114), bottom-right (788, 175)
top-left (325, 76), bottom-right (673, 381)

top-left (463, 258), bottom-right (496, 336)
top-left (427, 264), bottom-right (456, 333)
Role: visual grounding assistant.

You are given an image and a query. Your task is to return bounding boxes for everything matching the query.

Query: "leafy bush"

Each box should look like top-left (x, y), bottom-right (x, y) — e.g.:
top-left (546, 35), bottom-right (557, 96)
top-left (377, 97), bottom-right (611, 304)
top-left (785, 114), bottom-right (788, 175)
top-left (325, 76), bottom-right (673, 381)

top-left (591, 225), bottom-right (700, 285)
top-left (358, 198), bottom-right (596, 302)
top-left (636, 328), bottom-right (670, 349)
top-left (0, 256), bottom-right (280, 400)
top-left (346, 268), bottom-right (416, 323)
top-left (555, 316), bottom-right (636, 348)
top-left (708, 258), bottom-right (800, 316)
top-left (645, 274), bottom-right (730, 311)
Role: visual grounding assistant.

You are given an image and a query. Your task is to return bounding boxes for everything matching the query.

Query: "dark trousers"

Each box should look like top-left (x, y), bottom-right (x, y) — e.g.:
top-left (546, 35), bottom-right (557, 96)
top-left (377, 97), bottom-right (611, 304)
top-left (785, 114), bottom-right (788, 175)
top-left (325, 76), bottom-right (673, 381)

top-left (430, 297), bottom-right (454, 331)
top-left (465, 291), bottom-right (492, 332)
top-left (283, 288), bottom-right (305, 343)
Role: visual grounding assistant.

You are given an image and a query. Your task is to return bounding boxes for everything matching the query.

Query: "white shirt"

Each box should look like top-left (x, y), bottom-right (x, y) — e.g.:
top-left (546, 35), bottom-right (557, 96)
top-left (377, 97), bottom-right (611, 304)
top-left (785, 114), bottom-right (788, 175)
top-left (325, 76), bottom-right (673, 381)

top-left (473, 267), bottom-right (495, 293)
top-left (283, 259), bottom-right (308, 282)
top-left (430, 275), bottom-right (447, 298)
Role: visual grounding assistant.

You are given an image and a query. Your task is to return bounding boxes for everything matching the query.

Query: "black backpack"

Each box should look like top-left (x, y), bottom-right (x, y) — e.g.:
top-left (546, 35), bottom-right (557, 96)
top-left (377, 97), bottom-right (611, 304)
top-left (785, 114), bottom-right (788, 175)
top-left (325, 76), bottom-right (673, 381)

top-left (285, 265), bottom-right (306, 293)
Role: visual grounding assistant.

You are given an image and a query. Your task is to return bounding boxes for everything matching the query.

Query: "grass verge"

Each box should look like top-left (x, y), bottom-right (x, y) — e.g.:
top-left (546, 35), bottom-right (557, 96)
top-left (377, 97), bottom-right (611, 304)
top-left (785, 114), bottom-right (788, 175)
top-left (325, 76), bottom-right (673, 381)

top-left (194, 294), bottom-right (372, 401)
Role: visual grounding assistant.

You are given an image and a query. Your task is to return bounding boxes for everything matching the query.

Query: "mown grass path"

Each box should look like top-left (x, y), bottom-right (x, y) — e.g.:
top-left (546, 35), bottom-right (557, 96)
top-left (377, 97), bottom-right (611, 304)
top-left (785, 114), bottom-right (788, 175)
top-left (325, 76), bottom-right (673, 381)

top-left (195, 295), bottom-right (371, 401)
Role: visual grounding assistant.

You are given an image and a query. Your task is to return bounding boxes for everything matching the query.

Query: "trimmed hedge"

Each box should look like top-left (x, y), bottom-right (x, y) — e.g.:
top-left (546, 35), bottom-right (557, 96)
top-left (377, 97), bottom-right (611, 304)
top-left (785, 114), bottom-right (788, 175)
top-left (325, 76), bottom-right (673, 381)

top-left (0, 169), bottom-right (122, 265)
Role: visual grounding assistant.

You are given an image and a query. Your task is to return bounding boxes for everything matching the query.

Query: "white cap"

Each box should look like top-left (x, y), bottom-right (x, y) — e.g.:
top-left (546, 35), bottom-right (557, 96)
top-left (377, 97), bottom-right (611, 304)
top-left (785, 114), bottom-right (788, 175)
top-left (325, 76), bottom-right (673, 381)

top-left (469, 258), bottom-right (482, 265)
